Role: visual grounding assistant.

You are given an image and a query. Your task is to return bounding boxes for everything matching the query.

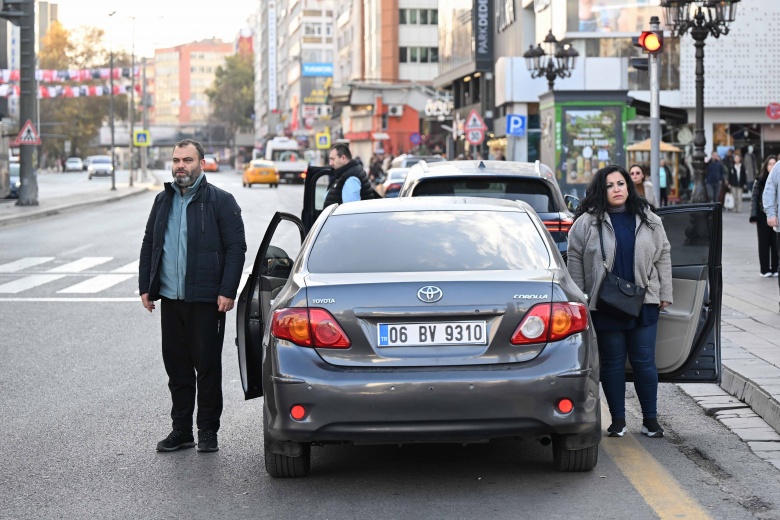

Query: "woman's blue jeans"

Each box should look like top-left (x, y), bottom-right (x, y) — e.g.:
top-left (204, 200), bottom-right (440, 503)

top-left (596, 324), bottom-right (659, 420)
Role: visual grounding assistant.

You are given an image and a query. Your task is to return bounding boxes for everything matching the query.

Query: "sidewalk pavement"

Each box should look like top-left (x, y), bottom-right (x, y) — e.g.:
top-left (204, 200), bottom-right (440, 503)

top-left (1, 175), bottom-right (779, 465)
top-left (0, 170), bottom-right (158, 226)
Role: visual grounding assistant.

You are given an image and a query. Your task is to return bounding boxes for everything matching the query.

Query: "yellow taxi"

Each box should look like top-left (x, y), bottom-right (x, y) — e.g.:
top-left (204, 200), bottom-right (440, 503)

top-left (243, 159), bottom-right (280, 188)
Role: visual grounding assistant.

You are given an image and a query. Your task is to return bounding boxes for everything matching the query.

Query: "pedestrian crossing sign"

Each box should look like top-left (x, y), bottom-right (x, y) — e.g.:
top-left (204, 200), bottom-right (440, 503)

top-left (315, 132), bottom-right (330, 150)
top-left (133, 130), bottom-right (152, 147)
top-left (13, 120), bottom-right (41, 146)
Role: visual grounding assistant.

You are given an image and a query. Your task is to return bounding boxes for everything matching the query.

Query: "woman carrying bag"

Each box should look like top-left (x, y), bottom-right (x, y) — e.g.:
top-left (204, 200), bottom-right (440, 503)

top-left (567, 165), bottom-right (673, 438)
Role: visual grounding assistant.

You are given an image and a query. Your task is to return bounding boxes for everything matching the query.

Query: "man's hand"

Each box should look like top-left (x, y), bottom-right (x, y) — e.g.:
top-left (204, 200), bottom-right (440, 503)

top-left (218, 296), bottom-right (235, 313)
top-left (769, 217), bottom-right (779, 228)
top-left (660, 301), bottom-right (671, 311)
top-left (141, 293), bottom-right (155, 312)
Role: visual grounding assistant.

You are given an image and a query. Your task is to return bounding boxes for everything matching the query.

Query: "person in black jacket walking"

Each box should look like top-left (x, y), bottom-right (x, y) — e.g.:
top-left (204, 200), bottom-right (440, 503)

top-left (324, 143), bottom-right (375, 208)
top-left (139, 139), bottom-right (246, 453)
top-left (750, 155), bottom-right (778, 277)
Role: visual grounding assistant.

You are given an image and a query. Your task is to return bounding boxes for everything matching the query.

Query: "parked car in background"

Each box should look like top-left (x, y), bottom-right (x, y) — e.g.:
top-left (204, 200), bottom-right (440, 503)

top-left (65, 157), bottom-right (83, 172)
top-left (87, 155), bottom-right (113, 179)
top-left (398, 160), bottom-right (578, 261)
top-left (376, 167), bottom-right (409, 198)
top-left (390, 154), bottom-right (445, 169)
top-left (7, 162), bottom-right (19, 198)
top-left (203, 156), bottom-right (219, 172)
top-left (243, 159), bottom-right (279, 188)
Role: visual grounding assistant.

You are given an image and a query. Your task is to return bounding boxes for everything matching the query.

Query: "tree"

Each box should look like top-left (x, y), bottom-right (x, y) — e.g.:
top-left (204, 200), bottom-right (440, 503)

top-left (205, 53), bottom-right (254, 150)
top-left (37, 24), bottom-right (130, 164)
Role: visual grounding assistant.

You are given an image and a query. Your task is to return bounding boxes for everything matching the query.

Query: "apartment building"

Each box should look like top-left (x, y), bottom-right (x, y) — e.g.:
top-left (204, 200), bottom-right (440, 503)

top-left (152, 39), bottom-right (232, 126)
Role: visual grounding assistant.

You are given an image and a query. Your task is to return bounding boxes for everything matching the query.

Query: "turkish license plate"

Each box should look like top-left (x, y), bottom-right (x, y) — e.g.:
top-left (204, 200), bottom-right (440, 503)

top-left (377, 321), bottom-right (487, 347)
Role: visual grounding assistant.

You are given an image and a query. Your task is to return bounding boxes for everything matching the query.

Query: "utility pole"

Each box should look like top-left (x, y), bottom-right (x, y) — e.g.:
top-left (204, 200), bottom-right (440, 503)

top-left (2, 0), bottom-right (38, 206)
top-left (141, 57), bottom-right (148, 181)
top-left (108, 11), bottom-right (116, 191)
top-left (128, 17), bottom-right (135, 187)
top-left (649, 16), bottom-right (661, 204)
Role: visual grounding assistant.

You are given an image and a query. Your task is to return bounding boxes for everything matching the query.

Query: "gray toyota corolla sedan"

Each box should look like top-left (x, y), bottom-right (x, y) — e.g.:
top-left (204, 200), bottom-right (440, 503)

top-left (237, 190), bottom-right (723, 478)
top-left (239, 197), bottom-right (601, 476)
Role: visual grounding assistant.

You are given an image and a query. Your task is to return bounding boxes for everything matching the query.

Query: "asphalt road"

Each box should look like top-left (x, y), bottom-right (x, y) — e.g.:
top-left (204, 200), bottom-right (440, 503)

top-left (1, 169), bottom-right (779, 520)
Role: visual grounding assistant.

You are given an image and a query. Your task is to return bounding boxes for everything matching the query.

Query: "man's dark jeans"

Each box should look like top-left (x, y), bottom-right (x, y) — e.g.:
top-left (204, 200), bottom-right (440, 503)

top-left (160, 297), bottom-right (226, 432)
top-left (596, 324), bottom-right (659, 420)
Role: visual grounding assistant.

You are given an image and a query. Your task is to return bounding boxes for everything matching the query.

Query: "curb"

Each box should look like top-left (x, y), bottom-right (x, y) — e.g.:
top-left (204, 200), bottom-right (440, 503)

top-left (721, 365), bottom-right (780, 435)
top-left (0, 186), bottom-right (152, 227)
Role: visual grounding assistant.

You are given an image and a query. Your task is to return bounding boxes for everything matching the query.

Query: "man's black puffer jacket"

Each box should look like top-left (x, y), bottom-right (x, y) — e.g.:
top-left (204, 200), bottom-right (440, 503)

top-left (323, 159), bottom-right (374, 208)
top-left (139, 176), bottom-right (246, 302)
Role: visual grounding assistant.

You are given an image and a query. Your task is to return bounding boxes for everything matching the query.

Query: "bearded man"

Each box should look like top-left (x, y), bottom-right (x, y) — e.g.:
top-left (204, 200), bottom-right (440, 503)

top-left (139, 139), bottom-right (246, 453)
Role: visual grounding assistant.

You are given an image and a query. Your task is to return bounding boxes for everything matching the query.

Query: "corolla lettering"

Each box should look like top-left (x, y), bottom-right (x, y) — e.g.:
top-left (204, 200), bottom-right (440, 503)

top-left (513, 294), bottom-right (549, 299)
top-left (312, 298), bottom-right (336, 304)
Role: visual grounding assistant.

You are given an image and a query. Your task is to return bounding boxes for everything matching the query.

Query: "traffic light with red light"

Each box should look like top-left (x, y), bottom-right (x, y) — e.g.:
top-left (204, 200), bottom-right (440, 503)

top-left (633, 31), bottom-right (664, 55)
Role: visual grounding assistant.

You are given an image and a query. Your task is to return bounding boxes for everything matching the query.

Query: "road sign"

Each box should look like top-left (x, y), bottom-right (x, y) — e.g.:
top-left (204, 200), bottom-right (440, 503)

top-left (466, 129), bottom-right (485, 146)
top-left (133, 129), bottom-right (152, 147)
top-left (506, 115), bottom-right (527, 137)
top-left (13, 119), bottom-right (40, 146)
top-left (315, 132), bottom-right (331, 150)
top-left (410, 132), bottom-right (421, 145)
top-left (464, 110), bottom-right (487, 132)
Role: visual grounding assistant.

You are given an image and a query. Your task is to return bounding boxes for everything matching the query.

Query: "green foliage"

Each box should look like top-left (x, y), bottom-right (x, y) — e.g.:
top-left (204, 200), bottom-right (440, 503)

top-left (37, 23), bottom-right (132, 163)
top-left (205, 53), bottom-right (255, 144)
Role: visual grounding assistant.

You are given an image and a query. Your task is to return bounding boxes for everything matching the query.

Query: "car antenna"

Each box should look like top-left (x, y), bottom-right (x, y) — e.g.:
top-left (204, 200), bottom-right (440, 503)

top-left (478, 161), bottom-right (486, 169)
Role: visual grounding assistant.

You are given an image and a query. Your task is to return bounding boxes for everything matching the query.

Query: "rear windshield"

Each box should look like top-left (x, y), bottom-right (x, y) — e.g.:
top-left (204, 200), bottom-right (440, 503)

top-left (92, 157), bottom-right (111, 163)
top-left (411, 177), bottom-right (557, 213)
top-left (307, 210), bottom-right (550, 273)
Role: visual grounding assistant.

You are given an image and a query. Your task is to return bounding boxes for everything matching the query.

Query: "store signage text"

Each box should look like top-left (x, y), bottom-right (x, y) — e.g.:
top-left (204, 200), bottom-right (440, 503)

top-left (425, 99), bottom-right (454, 117)
top-left (475, 0), bottom-right (493, 62)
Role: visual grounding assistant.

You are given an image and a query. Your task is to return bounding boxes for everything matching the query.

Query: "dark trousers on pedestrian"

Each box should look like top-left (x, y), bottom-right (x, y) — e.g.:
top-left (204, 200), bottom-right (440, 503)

top-left (706, 182), bottom-right (721, 204)
top-left (596, 324), bottom-right (659, 420)
top-left (756, 218), bottom-right (778, 275)
top-left (160, 297), bottom-right (226, 433)
top-left (659, 187), bottom-right (668, 207)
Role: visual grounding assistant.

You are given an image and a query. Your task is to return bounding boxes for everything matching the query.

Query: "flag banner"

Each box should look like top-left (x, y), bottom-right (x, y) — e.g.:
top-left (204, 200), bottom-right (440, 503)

top-left (0, 67), bottom-right (140, 84)
top-left (0, 83), bottom-right (142, 98)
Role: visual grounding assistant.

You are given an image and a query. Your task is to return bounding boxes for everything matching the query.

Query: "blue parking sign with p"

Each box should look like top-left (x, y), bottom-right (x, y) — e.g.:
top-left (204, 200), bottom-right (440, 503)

top-left (506, 115), bottom-right (527, 137)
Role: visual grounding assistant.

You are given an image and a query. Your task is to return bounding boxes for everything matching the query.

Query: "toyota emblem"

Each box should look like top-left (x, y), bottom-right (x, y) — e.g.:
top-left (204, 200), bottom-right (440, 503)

top-left (417, 286), bottom-right (443, 303)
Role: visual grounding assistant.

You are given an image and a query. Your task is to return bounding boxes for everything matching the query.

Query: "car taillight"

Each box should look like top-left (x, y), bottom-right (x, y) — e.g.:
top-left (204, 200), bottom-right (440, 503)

top-left (543, 218), bottom-right (573, 234)
top-left (510, 303), bottom-right (587, 345)
top-left (271, 308), bottom-right (351, 349)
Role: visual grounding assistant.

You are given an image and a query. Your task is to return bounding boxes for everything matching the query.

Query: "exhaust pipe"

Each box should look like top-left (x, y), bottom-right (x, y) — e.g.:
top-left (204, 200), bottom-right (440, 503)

top-left (538, 436), bottom-right (552, 446)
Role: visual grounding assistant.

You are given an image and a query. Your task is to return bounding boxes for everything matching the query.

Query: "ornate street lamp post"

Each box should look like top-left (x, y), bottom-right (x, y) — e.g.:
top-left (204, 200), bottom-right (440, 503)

top-left (661, 0), bottom-right (740, 203)
top-left (523, 30), bottom-right (579, 91)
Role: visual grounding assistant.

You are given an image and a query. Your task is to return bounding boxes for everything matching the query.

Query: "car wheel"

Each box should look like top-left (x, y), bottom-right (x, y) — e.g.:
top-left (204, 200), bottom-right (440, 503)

top-left (247, 183), bottom-right (252, 188)
top-left (88, 176), bottom-right (92, 180)
top-left (552, 436), bottom-right (598, 472)
top-left (264, 419), bottom-right (311, 478)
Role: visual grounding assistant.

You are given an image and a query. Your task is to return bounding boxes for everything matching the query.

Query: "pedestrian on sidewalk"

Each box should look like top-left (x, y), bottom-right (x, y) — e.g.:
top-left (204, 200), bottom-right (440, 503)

top-left (706, 152), bottom-right (727, 204)
top-left (658, 159), bottom-right (669, 207)
top-left (727, 151), bottom-right (747, 213)
top-left (763, 158), bottom-right (780, 310)
top-left (567, 165), bottom-right (673, 439)
top-left (750, 155), bottom-right (778, 278)
top-left (629, 163), bottom-right (657, 207)
top-left (139, 138), bottom-right (247, 453)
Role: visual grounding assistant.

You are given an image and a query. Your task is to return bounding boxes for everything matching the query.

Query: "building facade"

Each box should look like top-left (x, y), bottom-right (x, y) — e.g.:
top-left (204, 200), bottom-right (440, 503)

top-left (152, 39), bottom-right (232, 126)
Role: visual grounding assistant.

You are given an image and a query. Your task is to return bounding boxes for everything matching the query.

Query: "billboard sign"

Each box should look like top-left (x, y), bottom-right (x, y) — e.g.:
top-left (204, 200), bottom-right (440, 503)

top-left (561, 108), bottom-right (620, 185)
top-left (302, 63), bottom-right (334, 77)
top-left (574, 0), bottom-right (661, 33)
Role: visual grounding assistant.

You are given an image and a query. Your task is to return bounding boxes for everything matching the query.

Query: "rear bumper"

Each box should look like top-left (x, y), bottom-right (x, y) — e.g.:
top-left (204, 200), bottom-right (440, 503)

top-left (263, 341), bottom-right (601, 448)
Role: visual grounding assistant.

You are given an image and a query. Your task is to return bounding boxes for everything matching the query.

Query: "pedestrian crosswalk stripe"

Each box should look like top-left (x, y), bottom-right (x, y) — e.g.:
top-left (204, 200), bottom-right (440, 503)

top-left (47, 257), bottom-right (113, 273)
top-left (0, 274), bottom-right (67, 293)
top-left (111, 260), bottom-right (138, 274)
top-left (58, 274), bottom-right (135, 294)
top-left (0, 257), bottom-right (55, 273)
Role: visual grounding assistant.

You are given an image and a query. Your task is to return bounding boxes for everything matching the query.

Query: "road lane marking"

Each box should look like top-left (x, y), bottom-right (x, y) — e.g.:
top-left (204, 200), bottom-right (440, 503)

top-left (57, 274), bottom-right (135, 293)
top-left (0, 274), bottom-right (67, 293)
top-left (0, 297), bottom-right (138, 302)
top-left (47, 257), bottom-right (113, 273)
top-left (600, 402), bottom-right (712, 520)
top-left (0, 257), bottom-right (55, 272)
top-left (111, 260), bottom-right (138, 273)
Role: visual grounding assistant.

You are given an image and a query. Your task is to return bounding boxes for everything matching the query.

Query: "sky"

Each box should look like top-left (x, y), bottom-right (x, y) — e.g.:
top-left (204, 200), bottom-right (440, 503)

top-left (54, 0), bottom-right (256, 60)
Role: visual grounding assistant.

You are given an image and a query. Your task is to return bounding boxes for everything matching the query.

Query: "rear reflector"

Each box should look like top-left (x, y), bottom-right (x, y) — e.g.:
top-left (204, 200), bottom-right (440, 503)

top-left (557, 399), bottom-right (574, 414)
top-left (511, 302), bottom-right (588, 345)
top-left (291, 405), bottom-right (306, 421)
top-left (272, 307), bottom-right (351, 349)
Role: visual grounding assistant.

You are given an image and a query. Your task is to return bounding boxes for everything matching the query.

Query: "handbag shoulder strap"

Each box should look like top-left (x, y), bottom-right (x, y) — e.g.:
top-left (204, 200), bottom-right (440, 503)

top-left (598, 220), bottom-right (608, 271)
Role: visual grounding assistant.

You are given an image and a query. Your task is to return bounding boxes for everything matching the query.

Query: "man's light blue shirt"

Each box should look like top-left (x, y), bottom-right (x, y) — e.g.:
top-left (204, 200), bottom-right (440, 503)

top-left (159, 174), bottom-right (204, 299)
top-left (342, 176), bottom-right (361, 202)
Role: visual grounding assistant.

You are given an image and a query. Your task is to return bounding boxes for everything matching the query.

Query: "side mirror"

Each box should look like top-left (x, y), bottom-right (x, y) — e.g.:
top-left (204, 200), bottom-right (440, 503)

top-left (564, 194), bottom-right (580, 213)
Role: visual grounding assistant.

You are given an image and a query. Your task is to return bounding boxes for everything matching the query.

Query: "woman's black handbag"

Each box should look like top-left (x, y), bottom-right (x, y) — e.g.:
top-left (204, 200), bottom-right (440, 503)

top-left (595, 221), bottom-right (646, 320)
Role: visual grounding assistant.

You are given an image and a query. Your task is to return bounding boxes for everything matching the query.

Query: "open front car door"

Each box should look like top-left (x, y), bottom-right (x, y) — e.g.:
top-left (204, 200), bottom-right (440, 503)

top-left (651, 203), bottom-right (723, 383)
top-left (302, 165), bottom-right (334, 232)
top-left (236, 212), bottom-right (306, 399)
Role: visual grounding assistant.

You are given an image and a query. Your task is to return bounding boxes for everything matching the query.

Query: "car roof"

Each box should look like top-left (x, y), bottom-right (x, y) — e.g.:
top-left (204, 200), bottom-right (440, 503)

top-left (405, 160), bottom-right (555, 182)
top-left (330, 196), bottom-right (531, 216)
